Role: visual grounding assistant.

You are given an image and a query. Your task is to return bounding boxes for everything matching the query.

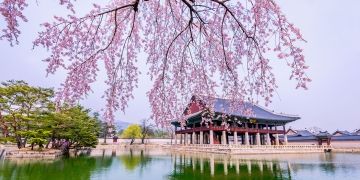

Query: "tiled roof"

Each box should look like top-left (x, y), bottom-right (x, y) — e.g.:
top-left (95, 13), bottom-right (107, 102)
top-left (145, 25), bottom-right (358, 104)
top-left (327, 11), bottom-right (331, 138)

top-left (210, 97), bottom-right (300, 122)
top-left (316, 131), bottom-right (332, 137)
top-left (295, 130), bottom-right (314, 136)
top-left (352, 129), bottom-right (360, 135)
top-left (333, 130), bottom-right (351, 135)
top-left (286, 134), bottom-right (360, 141)
top-left (285, 136), bottom-right (317, 141)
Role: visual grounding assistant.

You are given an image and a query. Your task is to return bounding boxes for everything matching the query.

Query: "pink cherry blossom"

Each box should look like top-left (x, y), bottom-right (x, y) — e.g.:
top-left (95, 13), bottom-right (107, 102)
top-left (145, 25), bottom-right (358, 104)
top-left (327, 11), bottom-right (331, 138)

top-left (2, 0), bottom-right (310, 126)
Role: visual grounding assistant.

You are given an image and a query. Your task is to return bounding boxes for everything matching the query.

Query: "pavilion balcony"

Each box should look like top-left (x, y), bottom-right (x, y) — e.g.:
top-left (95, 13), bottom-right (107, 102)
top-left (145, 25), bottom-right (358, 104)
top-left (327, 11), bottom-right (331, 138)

top-left (175, 126), bottom-right (285, 134)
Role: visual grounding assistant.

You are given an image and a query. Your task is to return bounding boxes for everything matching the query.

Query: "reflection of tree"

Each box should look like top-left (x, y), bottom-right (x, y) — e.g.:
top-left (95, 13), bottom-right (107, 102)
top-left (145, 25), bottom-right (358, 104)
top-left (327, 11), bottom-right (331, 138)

top-left (0, 156), bottom-right (113, 180)
top-left (119, 149), bottom-right (152, 172)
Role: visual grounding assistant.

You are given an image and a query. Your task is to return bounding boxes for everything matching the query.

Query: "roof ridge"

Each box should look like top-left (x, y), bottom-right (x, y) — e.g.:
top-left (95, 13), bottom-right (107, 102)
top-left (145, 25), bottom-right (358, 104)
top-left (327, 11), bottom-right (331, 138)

top-left (197, 95), bottom-right (299, 117)
top-left (194, 94), bottom-right (299, 121)
top-left (253, 104), bottom-right (300, 118)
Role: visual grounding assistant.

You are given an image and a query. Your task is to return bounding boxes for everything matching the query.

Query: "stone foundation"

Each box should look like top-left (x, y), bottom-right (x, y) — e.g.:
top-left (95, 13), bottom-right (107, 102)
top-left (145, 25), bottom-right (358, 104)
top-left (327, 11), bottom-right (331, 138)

top-left (5, 149), bottom-right (63, 159)
top-left (170, 144), bottom-right (332, 154)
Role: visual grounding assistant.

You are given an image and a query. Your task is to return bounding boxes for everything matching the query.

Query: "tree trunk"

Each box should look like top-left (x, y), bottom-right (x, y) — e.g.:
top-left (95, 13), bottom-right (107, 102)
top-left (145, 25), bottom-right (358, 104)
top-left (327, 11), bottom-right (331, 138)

top-left (61, 140), bottom-right (70, 154)
top-left (39, 142), bottom-right (44, 149)
top-left (141, 136), bottom-right (145, 144)
top-left (170, 133), bottom-right (173, 144)
top-left (104, 128), bottom-right (107, 143)
top-left (45, 138), bottom-right (53, 149)
top-left (16, 136), bottom-right (22, 149)
top-left (52, 139), bottom-right (58, 149)
top-left (22, 137), bottom-right (27, 148)
top-left (130, 138), bottom-right (135, 145)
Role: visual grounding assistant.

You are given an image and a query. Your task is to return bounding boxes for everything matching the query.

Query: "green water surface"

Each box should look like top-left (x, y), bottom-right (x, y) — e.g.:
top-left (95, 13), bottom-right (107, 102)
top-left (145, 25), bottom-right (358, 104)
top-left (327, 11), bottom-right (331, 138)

top-left (0, 149), bottom-right (359, 180)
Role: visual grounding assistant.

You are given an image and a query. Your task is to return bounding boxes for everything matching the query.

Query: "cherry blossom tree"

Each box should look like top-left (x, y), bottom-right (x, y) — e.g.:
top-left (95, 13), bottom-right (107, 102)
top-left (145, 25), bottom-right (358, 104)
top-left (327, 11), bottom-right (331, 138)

top-left (1, 0), bottom-right (310, 126)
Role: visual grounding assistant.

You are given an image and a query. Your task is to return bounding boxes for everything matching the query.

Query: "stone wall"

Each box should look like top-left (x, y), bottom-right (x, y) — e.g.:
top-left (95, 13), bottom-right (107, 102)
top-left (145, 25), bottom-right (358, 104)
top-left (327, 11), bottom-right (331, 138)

top-left (287, 140), bottom-right (360, 148)
top-left (170, 144), bottom-right (331, 154)
top-left (5, 149), bottom-right (63, 159)
top-left (98, 138), bottom-right (173, 145)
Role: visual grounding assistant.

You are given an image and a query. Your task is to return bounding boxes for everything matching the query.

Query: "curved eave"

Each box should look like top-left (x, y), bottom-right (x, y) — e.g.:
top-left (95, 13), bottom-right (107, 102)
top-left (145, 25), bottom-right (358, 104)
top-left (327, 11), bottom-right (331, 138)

top-left (171, 111), bottom-right (203, 127)
top-left (171, 112), bottom-right (299, 127)
top-left (212, 111), bottom-right (300, 124)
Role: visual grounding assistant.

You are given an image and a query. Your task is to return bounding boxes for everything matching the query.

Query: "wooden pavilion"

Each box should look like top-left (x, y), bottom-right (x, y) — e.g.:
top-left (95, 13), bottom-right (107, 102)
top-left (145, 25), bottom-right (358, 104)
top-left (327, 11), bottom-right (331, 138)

top-left (172, 96), bottom-right (300, 145)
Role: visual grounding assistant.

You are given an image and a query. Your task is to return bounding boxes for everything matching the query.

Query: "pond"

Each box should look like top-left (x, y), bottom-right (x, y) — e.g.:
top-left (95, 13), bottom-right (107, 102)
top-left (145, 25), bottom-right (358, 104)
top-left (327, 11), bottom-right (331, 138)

top-left (0, 149), bottom-right (360, 180)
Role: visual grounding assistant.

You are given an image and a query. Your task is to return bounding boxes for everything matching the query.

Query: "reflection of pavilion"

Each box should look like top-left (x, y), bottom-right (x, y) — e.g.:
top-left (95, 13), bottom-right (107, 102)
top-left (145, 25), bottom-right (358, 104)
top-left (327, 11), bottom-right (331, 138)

top-left (170, 152), bottom-right (289, 178)
top-left (172, 96), bottom-right (300, 146)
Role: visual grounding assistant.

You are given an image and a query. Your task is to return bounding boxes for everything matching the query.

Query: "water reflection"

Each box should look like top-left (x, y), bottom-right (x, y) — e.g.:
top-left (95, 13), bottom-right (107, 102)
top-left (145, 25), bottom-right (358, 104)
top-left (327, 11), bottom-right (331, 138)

top-left (169, 153), bottom-right (291, 180)
top-left (119, 149), bottom-right (152, 171)
top-left (0, 149), bottom-right (360, 180)
top-left (0, 155), bottom-right (113, 180)
top-left (168, 152), bottom-right (360, 180)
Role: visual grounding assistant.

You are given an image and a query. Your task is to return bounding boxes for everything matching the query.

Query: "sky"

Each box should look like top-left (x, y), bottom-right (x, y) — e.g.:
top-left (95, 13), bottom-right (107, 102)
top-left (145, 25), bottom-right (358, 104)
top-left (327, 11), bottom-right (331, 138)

top-left (0, 0), bottom-right (359, 132)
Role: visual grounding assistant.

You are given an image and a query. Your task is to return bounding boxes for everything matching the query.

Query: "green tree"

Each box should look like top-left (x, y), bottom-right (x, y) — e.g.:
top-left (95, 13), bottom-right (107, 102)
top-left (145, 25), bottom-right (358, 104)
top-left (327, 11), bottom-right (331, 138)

top-left (0, 80), bottom-right (53, 148)
top-left (21, 129), bottom-right (52, 150)
top-left (50, 105), bottom-right (100, 149)
top-left (121, 124), bottom-right (141, 145)
top-left (0, 80), bottom-right (100, 151)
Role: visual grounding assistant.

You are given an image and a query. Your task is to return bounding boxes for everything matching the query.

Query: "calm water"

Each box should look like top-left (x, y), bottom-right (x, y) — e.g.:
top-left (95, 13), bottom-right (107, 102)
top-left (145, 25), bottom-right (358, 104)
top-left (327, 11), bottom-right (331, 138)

top-left (0, 149), bottom-right (360, 180)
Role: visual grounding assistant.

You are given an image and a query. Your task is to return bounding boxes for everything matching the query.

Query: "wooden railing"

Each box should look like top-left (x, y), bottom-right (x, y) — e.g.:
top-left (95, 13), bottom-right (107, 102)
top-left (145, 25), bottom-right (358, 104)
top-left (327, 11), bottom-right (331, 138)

top-left (175, 126), bottom-right (284, 134)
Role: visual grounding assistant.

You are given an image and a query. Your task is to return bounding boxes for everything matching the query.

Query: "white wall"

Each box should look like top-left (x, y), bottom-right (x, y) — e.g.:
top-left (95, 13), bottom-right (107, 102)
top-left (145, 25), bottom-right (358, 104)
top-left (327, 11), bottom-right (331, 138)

top-left (98, 138), bottom-right (173, 145)
top-left (288, 140), bottom-right (360, 148)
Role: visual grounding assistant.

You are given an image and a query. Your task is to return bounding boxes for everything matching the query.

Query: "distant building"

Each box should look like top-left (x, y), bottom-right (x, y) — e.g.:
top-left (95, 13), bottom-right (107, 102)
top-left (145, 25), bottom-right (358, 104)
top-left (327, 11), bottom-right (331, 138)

top-left (333, 130), bottom-right (351, 136)
top-left (352, 129), bottom-right (360, 135)
top-left (283, 129), bottom-right (331, 145)
top-left (284, 128), bottom-right (360, 147)
top-left (331, 129), bottom-right (360, 148)
top-left (286, 129), bottom-right (314, 136)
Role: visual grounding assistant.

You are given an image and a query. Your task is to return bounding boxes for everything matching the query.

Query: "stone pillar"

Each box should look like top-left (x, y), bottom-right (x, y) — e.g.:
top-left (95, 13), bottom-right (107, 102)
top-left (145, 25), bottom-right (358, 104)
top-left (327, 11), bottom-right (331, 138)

top-left (234, 131), bottom-right (238, 145)
top-left (256, 132), bottom-right (261, 145)
top-left (283, 125), bottom-right (288, 145)
top-left (275, 126), bottom-right (279, 145)
top-left (192, 132), bottom-right (196, 144)
top-left (266, 133), bottom-right (271, 145)
top-left (222, 131), bottom-right (227, 145)
top-left (275, 134), bottom-right (279, 145)
top-left (184, 133), bottom-right (188, 144)
top-left (197, 132), bottom-right (199, 144)
top-left (245, 132), bottom-right (250, 145)
top-left (209, 130), bottom-right (214, 144)
top-left (284, 134), bottom-right (288, 145)
top-left (200, 131), bottom-right (204, 144)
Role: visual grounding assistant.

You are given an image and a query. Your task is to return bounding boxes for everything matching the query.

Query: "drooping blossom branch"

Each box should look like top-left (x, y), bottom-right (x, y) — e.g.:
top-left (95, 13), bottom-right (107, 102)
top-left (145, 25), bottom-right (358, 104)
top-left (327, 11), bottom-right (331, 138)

top-left (0, 0), bottom-right (75, 45)
top-left (6, 0), bottom-right (310, 126)
top-left (0, 0), bottom-right (28, 45)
